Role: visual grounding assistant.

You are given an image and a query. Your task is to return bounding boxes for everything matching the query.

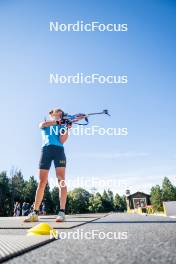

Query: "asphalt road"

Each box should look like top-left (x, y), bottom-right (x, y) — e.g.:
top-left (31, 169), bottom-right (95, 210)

top-left (2, 213), bottom-right (176, 264)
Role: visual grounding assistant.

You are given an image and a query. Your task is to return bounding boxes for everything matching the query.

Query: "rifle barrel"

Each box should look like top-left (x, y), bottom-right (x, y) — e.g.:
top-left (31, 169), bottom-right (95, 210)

top-left (87, 111), bottom-right (104, 116)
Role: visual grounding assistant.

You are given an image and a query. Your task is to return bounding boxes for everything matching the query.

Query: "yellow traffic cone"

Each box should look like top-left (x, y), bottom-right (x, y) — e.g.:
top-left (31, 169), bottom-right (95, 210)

top-left (27, 223), bottom-right (58, 238)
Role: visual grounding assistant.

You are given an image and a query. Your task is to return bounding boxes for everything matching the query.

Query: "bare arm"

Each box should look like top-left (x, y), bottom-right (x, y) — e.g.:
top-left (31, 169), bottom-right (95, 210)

top-left (39, 120), bottom-right (57, 128)
top-left (60, 129), bottom-right (69, 144)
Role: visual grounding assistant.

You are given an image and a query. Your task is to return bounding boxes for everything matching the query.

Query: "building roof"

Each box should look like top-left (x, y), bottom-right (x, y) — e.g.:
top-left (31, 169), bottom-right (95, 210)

top-left (127, 191), bottom-right (150, 198)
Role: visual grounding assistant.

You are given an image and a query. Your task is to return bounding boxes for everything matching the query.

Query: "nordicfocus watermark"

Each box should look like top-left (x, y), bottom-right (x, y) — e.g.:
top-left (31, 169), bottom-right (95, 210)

top-left (50, 126), bottom-right (128, 136)
top-left (50, 229), bottom-right (128, 240)
top-left (49, 73), bottom-right (128, 85)
top-left (49, 21), bottom-right (128, 32)
top-left (54, 176), bottom-right (127, 191)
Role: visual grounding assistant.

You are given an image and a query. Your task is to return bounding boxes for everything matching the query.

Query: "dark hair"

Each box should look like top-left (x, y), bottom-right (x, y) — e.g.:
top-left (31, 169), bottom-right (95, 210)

top-left (49, 108), bottom-right (63, 115)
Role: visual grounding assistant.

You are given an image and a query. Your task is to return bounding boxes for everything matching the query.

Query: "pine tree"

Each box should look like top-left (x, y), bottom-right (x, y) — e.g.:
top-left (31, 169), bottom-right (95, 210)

top-left (51, 186), bottom-right (60, 214)
top-left (114, 193), bottom-right (127, 212)
top-left (43, 183), bottom-right (54, 214)
top-left (66, 191), bottom-right (74, 214)
top-left (88, 192), bottom-right (104, 213)
top-left (0, 171), bottom-right (12, 216)
top-left (102, 190), bottom-right (114, 212)
top-left (162, 177), bottom-right (176, 201)
top-left (150, 185), bottom-right (163, 211)
top-left (71, 188), bottom-right (90, 213)
top-left (23, 176), bottom-right (38, 204)
top-left (10, 170), bottom-right (25, 203)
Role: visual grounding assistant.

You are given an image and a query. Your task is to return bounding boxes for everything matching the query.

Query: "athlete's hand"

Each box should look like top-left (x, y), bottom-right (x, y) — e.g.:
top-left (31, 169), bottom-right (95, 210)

top-left (67, 123), bottom-right (72, 129)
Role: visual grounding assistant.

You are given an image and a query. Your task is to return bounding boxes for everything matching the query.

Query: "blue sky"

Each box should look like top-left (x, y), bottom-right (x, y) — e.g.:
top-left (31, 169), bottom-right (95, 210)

top-left (0, 0), bottom-right (176, 195)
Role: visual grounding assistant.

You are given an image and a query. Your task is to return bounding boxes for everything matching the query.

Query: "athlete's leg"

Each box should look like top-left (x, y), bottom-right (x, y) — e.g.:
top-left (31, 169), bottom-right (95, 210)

top-left (55, 167), bottom-right (67, 210)
top-left (34, 169), bottom-right (49, 211)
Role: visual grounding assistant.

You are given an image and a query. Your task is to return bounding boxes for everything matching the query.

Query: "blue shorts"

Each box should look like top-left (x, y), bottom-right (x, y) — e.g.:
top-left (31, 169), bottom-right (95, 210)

top-left (39, 145), bottom-right (66, 170)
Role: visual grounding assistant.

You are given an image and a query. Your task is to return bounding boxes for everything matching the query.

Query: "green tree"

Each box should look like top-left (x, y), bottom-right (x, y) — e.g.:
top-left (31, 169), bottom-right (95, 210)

top-left (66, 191), bottom-right (74, 214)
top-left (121, 195), bottom-right (127, 211)
top-left (102, 190), bottom-right (114, 212)
top-left (107, 189), bottom-right (114, 210)
top-left (51, 186), bottom-right (59, 214)
top-left (0, 171), bottom-right (12, 216)
top-left (43, 183), bottom-right (54, 214)
top-left (114, 194), bottom-right (126, 212)
top-left (23, 176), bottom-right (38, 204)
top-left (162, 177), bottom-right (176, 201)
top-left (70, 188), bottom-right (90, 213)
top-left (88, 192), bottom-right (104, 213)
top-left (10, 170), bottom-right (25, 203)
top-left (150, 185), bottom-right (163, 211)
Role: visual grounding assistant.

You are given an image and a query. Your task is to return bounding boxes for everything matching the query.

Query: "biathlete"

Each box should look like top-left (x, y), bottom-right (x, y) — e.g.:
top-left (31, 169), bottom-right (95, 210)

top-left (24, 108), bottom-right (70, 222)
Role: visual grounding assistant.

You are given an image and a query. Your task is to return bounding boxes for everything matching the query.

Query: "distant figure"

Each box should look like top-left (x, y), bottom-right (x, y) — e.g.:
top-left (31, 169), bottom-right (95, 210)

top-left (14, 202), bottom-right (21, 216)
top-left (141, 201), bottom-right (144, 208)
top-left (30, 202), bottom-right (35, 213)
top-left (22, 202), bottom-right (26, 216)
top-left (42, 202), bottom-right (46, 215)
top-left (22, 202), bottom-right (30, 216)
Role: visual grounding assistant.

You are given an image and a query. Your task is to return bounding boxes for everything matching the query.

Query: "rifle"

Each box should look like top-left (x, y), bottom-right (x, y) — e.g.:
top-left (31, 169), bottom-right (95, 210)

top-left (59, 109), bottom-right (110, 126)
